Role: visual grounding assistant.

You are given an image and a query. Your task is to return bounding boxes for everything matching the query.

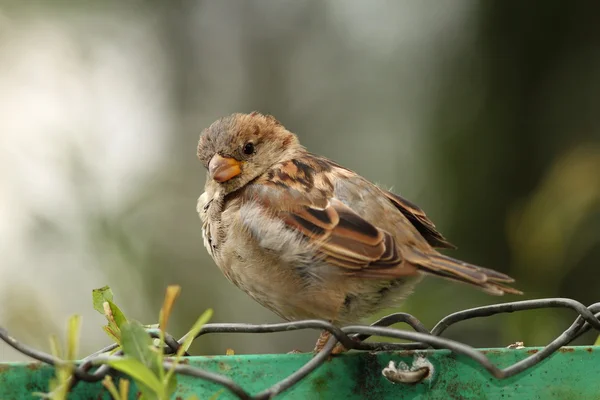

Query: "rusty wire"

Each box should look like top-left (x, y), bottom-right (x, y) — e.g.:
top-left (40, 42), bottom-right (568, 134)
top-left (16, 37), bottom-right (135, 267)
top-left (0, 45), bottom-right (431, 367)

top-left (1, 297), bottom-right (600, 399)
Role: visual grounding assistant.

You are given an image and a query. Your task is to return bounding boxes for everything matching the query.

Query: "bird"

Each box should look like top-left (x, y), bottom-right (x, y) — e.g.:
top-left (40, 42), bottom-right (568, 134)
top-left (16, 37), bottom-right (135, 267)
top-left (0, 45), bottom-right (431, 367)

top-left (196, 112), bottom-right (521, 353)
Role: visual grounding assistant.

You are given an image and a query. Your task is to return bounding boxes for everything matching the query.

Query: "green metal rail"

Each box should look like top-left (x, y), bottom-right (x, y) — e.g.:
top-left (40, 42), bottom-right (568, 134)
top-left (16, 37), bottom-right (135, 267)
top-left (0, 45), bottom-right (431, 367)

top-left (1, 346), bottom-right (598, 399)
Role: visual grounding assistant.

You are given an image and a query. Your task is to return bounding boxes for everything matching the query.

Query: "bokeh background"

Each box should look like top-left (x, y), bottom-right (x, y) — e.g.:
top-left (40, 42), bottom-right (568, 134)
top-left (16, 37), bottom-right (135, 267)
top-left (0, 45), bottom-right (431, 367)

top-left (2, 1), bottom-right (600, 361)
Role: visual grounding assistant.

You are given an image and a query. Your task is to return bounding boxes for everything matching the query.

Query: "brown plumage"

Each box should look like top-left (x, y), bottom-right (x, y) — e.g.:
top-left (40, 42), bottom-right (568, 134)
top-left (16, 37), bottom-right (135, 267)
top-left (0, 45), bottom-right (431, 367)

top-left (197, 112), bottom-right (521, 352)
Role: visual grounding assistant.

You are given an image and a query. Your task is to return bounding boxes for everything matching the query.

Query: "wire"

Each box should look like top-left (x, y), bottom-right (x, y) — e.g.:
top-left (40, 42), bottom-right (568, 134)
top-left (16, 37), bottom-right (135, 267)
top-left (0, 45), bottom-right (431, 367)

top-left (1, 298), bottom-right (598, 399)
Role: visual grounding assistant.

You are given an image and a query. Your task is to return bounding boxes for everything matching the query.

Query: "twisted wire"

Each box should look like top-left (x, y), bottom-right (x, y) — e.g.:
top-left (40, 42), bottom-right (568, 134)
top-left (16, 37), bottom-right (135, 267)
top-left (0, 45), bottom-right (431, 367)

top-left (1, 298), bottom-right (598, 399)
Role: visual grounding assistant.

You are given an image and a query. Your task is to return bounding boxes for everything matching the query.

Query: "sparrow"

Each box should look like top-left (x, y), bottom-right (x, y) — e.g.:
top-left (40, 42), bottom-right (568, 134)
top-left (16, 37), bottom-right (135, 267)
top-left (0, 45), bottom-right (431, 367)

top-left (197, 112), bottom-right (521, 353)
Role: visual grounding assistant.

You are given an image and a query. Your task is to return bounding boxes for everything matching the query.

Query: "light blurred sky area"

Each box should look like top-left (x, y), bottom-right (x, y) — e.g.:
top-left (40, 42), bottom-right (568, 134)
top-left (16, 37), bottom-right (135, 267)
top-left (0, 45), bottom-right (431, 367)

top-left (1, 1), bottom-right (600, 361)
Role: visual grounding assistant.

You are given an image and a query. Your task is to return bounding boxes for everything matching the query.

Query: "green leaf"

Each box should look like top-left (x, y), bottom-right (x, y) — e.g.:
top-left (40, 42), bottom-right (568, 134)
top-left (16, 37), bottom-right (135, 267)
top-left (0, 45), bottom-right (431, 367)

top-left (164, 309), bottom-right (213, 388)
top-left (66, 315), bottom-right (81, 360)
top-left (165, 373), bottom-right (178, 398)
top-left (102, 325), bottom-right (121, 343)
top-left (49, 335), bottom-right (62, 358)
top-left (135, 381), bottom-right (158, 400)
top-left (118, 378), bottom-right (131, 400)
top-left (92, 286), bottom-right (114, 314)
top-left (107, 358), bottom-right (163, 395)
top-left (120, 321), bottom-right (159, 373)
top-left (107, 300), bottom-right (128, 329)
top-left (94, 289), bottom-right (128, 347)
top-left (37, 315), bottom-right (82, 400)
top-left (102, 376), bottom-right (121, 400)
top-left (181, 309), bottom-right (213, 353)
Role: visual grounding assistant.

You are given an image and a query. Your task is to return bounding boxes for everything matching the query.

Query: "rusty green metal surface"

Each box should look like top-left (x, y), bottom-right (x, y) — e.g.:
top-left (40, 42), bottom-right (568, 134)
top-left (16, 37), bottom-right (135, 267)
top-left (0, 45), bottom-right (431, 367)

top-left (0, 346), bottom-right (599, 399)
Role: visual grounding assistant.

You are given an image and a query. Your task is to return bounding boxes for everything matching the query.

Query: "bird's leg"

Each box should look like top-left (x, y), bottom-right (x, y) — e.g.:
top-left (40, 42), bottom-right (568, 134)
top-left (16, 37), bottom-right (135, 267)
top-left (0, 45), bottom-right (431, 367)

top-left (313, 330), bottom-right (332, 353)
top-left (314, 311), bottom-right (354, 355)
top-left (313, 330), bottom-right (353, 355)
top-left (331, 341), bottom-right (350, 355)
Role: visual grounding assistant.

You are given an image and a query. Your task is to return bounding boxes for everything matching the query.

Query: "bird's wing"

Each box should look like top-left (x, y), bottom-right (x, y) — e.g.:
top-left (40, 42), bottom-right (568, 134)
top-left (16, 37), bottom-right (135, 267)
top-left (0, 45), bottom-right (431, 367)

top-left (381, 190), bottom-right (456, 249)
top-left (241, 156), bottom-right (520, 295)
top-left (243, 173), bottom-right (404, 271)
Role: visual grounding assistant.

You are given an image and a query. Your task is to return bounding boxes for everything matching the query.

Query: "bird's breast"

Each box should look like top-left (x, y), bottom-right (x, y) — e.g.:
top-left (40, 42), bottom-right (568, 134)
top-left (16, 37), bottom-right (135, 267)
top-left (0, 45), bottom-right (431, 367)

top-left (198, 190), bottom-right (421, 324)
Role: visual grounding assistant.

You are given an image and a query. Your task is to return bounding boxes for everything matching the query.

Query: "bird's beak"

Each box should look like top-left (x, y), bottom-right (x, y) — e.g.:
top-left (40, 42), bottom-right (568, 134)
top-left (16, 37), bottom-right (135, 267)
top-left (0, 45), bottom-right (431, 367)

top-left (208, 154), bottom-right (242, 182)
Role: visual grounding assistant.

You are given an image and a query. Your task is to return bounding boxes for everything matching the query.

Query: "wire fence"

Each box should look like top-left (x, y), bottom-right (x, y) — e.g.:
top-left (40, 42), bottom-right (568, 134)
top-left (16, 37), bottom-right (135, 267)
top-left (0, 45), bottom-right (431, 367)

top-left (2, 298), bottom-right (600, 399)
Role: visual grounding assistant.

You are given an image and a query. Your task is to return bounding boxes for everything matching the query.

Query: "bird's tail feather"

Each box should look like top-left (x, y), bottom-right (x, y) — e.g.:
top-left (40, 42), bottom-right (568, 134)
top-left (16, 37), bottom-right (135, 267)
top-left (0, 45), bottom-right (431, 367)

top-left (406, 250), bottom-right (522, 296)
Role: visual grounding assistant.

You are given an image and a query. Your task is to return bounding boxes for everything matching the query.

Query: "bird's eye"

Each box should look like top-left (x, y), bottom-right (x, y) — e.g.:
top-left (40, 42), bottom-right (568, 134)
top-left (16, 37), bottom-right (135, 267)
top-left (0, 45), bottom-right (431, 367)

top-left (243, 142), bottom-right (255, 155)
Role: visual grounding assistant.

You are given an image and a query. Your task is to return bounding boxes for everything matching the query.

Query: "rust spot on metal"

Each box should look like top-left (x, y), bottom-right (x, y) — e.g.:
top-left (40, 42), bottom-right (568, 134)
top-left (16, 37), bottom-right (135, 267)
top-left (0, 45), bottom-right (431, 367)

top-left (312, 376), bottom-right (328, 393)
top-left (480, 349), bottom-right (503, 355)
top-left (558, 347), bottom-right (574, 353)
top-left (26, 362), bottom-right (43, 371)
top-left (586, 347), bottom-right (593, 353)
top-left (179, 358), bottom-right (190, 364)
top-left (445, 378), bottom-right (486, 398)
top-left (526, 349), bottom-right (539, 354)
top-left (218, 361), bottom-right (231, 371)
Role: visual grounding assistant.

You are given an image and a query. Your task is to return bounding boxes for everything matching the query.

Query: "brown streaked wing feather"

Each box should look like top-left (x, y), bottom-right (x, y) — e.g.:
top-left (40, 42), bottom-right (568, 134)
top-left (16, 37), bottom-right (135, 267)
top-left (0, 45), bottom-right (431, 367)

top-left (382, 190), bottom-right (456, 249)
top-left (246, 167), bottom-right (406, 272)
top-left (281, 198), bottom-right (403, 270)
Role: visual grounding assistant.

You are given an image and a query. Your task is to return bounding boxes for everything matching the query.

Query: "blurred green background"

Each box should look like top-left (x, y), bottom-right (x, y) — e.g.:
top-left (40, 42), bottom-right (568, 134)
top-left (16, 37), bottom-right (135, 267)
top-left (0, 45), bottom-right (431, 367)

top-left (1, 1), bottom-right (600, 361)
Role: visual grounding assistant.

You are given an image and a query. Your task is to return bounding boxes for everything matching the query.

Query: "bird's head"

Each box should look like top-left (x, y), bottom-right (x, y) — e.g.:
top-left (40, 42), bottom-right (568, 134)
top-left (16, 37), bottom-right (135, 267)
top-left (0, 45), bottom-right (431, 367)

top-left (197, 112), bottom-right (303, 194)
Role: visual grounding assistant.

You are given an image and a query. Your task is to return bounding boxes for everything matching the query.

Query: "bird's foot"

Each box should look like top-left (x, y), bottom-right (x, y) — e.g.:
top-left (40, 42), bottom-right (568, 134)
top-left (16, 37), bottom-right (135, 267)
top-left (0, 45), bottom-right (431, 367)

top-left (313, 330), bottom-right (357, 355)
top-left (313, 330), bottom-right (332, 353)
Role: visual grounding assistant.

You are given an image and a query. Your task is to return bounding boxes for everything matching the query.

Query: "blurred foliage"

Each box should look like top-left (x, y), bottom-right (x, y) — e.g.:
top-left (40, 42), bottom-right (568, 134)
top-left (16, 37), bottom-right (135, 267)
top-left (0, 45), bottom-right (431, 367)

top-left (33, 285), bottom-right (211, 399)
top-left (97, 285), bottom-right (211, 400)
top-left (1, 0), bottom-right (600, 361)
top-left (34, 315), bottom-right (81, 400)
